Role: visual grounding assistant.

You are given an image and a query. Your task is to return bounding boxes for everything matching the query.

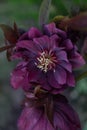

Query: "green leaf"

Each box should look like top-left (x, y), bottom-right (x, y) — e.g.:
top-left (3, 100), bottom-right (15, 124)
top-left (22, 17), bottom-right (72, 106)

top-left (61, 0), bottom-right (77, 15)
top-left (73, 0), bottom-right (87, 5)
top-left (76, 71), bottom-right (87, 81)
top-left (73, 0), bottom-right (87, 12)
top-left (39, 0), bottom-right (52, 26)
top-left (52, 0), bottom-right (68, 16)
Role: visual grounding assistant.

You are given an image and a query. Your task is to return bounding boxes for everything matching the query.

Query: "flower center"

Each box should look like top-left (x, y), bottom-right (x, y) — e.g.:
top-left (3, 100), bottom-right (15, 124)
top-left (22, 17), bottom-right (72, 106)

top-left (36, 51), bottom-right (57, 72)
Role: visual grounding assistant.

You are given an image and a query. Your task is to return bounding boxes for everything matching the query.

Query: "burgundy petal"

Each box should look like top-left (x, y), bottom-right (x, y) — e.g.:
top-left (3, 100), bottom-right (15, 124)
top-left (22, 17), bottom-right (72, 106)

top-left (44, 22), bottom-right (56, 36)
top-left (56, 50), bottom-right (68, 62)
top-left (54, 95), bottom-right (81, 130)
top-left (18, 94), bottom-right (81, 130)
top-left (28, 27), bottom-right (42, 39)
top-left (18, 107), bottom-right (54, 130)
top-left (33, 35), bottom-right (50, 51)
top-left (59, 61), bottom-right (72, 72)
top-left (18, 107), bottom-right (43, 130)
top-left (70, 55), bottom-right (85, 69)
top-left (62, 39), bottom-right (73, 50)
top-left (47, 71), bottom-right (61, 88)
top-left (29, 67), bottom-right (41, 82)
top-left (11, 51), bottom-right (23, 60)
top-left (11, 62), bottom-right (30, 90)
top-left (18, 32), bottom-right (29, 41)
top-left (67, 72), bottom-right (75, 87)
top-left (56, 28), bottom-right (67, 39)
top-left (54, 66), bottom-right (67, 85)
top-left (69, 51), bottom-right (85, 69)
top-left (17, 40), bottom-right (38, 54)
top-left (50, 34), bottom-right (60, 49)
top-left (44, 22), bottom-right (67, 38)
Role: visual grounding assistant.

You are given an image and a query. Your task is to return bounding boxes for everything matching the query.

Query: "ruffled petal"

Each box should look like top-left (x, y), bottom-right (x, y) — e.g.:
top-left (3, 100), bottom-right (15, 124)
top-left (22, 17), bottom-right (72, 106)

top-left (18, 94), bottom-right (81, 130)
top-left (67, 72), bottom-right (75, 87)
top-left (54, 66), bottom-right (67, 85)
top-left (17, 40), bottom-right (37, 54)
top-left (50, 34), bottom-right (60, 49)
top-left (28, 27), bottom-right (42, 39)
top-left (44, 22), bottom-right (57, 36)
top-left (56, 50), bottom-right (68, 62)
top-left (33, 35), bottom-right (50, 51)
top-left (44, 22), bottom-right (67, 38)
top-left (11, 62), bottom-right (30, 90)
top-left (18, 107), bottom-right (43, 130)
top-left (18, 32), bottom-right (29, 41)
top-left (62, 39), bottom-right (73, 50)
top-left (70, 54), bottom-right (85, 69)
top-left (59, 61), bottom-right (72, 72)
top-left (69, 50), bottom-right (85, 69)
top-left (54, 95), bottom-right (81, 130)
top-left (47, 71), bottom-right (61, 88)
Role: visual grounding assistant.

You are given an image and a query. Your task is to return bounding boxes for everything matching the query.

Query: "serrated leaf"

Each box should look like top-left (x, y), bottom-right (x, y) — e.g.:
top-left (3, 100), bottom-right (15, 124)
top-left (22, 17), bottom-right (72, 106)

top-left (39, 0), bottom-right (52, 26)
top-left (0, 24), bottom-right (18, 44)
top-left (14, 22), bottom-right (20, 37)
top-left (59, 12), bottom-right (87, 31)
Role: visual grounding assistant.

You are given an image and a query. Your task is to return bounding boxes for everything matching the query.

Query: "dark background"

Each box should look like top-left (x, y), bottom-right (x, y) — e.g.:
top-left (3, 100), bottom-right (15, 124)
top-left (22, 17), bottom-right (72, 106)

top-left (0, 0), bottom-right (87, 130)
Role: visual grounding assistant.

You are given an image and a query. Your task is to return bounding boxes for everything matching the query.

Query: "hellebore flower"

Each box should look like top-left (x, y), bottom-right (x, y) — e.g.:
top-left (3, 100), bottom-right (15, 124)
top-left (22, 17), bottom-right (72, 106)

top-left (18, 92), bottom-right (81, 130)
top-left (11, 22), bottom-right (85, 93)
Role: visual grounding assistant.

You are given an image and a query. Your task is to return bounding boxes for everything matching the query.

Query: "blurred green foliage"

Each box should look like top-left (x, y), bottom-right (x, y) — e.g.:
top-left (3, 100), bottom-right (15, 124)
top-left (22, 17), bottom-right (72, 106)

top-left (0, 0), bottom-right (87, 130)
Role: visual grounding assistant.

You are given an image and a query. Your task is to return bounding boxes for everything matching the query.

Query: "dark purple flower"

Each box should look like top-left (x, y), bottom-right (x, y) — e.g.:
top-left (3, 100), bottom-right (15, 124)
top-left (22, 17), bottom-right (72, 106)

top-left (11, 23), bottom-right (85, 93)
top-left (18, 93), bottom-right (81, 130)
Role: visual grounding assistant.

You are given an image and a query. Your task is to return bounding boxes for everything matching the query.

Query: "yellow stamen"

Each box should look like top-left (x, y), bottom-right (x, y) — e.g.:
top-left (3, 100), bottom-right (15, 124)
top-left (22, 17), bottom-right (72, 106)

top-left (36, 51), bottom-right (56, 72)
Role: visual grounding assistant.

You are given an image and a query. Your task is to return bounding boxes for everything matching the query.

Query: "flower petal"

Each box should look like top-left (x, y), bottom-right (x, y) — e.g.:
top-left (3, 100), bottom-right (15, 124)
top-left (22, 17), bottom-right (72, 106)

top-left (50, 34), bottom-right (60, 49)
top-left (67, 72), bottom-right (75, 87)
top-left (54, 66), bottom-right (67, 85)
top-left (18, 32), bottom-right (29, 41)
top-left (47, 71), bottom-right (61, 88)
top-left (18, 94), bottom-right (81, 130)
top-left (17, 40), bottom-right (38, 55)
top-left (44, 22), bottom-right (67, 38)
top-left (56, 50), bottom-right (68, 62)
top-left (70, 55), bottom-right (85, 69)
top-left (62, 39), bottom-right (73, 50)
top-left (33, 35), bottom-right (50, 51)
top-left (11, 62), bottom-right (30, 90)
top-left (44, 22), bottom-right (56, 36)
top-left (59, 61), bottom-right (72, 72)
top-left (54, 95), bottom-right (81, 130)
top-left (69, 51), bottom-right (85, 69)
top-left (28, 27), bottom-right (42, 39)
top-left (18, 107), bottom-right (43, 130)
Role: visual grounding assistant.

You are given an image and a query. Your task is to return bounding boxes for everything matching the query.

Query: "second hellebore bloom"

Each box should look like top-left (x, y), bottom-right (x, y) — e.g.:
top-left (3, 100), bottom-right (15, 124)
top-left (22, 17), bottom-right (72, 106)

top-left (11, 23), bottom-right (85, 93)
top-left (18, 93), bottom-right (81, 130)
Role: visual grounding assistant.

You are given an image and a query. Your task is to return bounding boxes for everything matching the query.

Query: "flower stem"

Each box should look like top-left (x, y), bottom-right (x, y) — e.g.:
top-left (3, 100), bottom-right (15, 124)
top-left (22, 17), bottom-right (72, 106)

top-left (0, 44), bottom-right (14, 52)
